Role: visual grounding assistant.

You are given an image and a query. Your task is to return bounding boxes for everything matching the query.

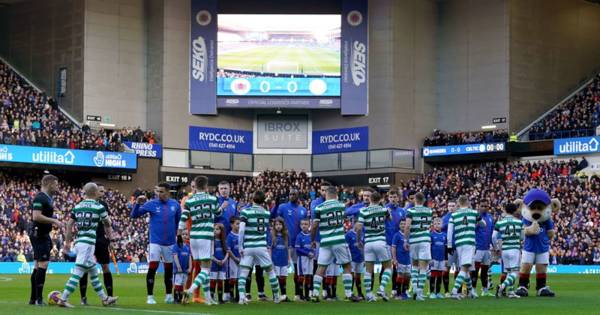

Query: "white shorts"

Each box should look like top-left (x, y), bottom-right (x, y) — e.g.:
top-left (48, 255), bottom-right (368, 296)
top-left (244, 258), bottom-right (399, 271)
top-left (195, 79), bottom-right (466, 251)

top-left (501, 249), bottom-right (521, 272)
top-left (410, 243), bottom-right (431, 261)
top-left (190, 239), bottom-right (212, 261)
top-left (240, 247), bottom-right (272, 269)
top-left (297, 256), bottom-right (314, 276)
top-left (227, 259), bottom-right (239, 279)
top-left (430, 259), bottom-right (446, 271)
top-left (447, 249), bottom-right (459, 268)
top-left (148, 243), bottom-right (174, 263)
top-left (210, 271), bottom-right (226, 280)
top-left (351, 262), bottom-right (365, 274)
top-left (521, 250), bottom-right (549, 265)
top-left (456, 245), bottom-right (475, 267)
top-left (365, 241), bottom-right (392, 263)
top-left (274, 266), bottom-right (288, 277)
top-left (317, 244), bottom-right (352, 265)
top-left (174, 273), bottom-right (188, 286)
top-left (74, 243), bottom-right (96, 268)
top-left (396, 264), bottom-right (411, 274)
top-left (475, 250), bottom-right (491, 265)
top-left (326, 263), bottom-right (341, 276)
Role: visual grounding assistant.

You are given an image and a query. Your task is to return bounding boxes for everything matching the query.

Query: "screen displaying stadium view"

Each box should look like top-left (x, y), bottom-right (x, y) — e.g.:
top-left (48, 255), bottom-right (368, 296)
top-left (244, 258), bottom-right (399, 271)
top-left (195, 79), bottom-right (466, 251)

top-left (217, 14), bottom-right (341, 97)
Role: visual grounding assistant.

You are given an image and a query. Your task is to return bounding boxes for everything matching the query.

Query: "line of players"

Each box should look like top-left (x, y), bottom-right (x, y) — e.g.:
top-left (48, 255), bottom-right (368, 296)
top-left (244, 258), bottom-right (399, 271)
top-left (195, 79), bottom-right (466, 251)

top-left (29, 174), bottom-right (555, 307)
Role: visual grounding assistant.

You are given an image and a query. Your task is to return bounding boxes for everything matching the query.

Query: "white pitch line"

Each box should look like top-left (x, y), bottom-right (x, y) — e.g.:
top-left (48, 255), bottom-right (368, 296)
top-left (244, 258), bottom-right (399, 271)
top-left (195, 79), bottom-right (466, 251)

top-left (85, 306), bottom-right (214, 315)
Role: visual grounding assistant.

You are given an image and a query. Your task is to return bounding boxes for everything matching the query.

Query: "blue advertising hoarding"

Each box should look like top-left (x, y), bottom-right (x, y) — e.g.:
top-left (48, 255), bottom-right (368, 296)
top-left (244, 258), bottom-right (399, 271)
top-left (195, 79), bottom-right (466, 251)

top-left (124, 142), bottom-right (162, 159)
top-left (341, 0), bottom-right (368, 115)
top-left (0, 144), bottom-right (137, 169)
top-left (190, 0), bottom-right (217, 115)
top-left (0, 262), bottom-right (163, 275)
top-left (189, 126), bottom-right (253, 154)
top-left (554, 136), bottom-right (600, 155)
top-left (217, 77), bottom-right (340, 97)
top-left (422, 142), bottom-right (506, 157)
top-left (1, 262), bottom-right (599, 275)
top-left (313, 126), bottom-right (368, 154)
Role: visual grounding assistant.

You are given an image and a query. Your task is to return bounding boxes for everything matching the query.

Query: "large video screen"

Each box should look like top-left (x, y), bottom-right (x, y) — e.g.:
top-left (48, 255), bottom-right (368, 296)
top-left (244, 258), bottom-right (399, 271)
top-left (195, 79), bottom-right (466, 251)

top-left (217, 14), bottom-right (341, 97)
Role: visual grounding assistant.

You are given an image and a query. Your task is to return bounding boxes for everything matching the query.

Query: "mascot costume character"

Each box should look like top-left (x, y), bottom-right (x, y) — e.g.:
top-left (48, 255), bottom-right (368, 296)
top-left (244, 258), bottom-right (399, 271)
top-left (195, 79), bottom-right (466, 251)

top-left (514, 188), bottom-right (560, 297)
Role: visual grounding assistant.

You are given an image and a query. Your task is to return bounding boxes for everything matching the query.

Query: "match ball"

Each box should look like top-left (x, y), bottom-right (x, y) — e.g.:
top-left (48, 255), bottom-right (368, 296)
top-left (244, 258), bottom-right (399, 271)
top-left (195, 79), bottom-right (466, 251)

top-left (47, 290), bottom-right (61, 305)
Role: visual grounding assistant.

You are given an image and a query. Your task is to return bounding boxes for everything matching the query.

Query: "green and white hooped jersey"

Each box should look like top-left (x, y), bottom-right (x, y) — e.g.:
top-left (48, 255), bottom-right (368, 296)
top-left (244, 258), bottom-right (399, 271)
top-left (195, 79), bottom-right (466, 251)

top-left (71, 199), bottom-right (108, 246)
top-left (240, 205), bottom-right (270, 249)
top-left (358, 205), bottom-right (388, 244)
top-left (449, 207), bottom-right (479, 247)
top-left (494, 216), bottom-right (523, 251)
top-left (179, 192), bottom-right (220, 240)
top-left (406, 205), bottom-right (433, 244)
top-left (313, 200), bottom-right (347, 247)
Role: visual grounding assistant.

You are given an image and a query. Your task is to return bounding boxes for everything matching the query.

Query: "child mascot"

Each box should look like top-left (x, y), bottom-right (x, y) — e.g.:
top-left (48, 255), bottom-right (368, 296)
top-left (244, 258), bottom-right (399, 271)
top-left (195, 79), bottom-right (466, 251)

top-left (514, 188), bottom-right (560, 297)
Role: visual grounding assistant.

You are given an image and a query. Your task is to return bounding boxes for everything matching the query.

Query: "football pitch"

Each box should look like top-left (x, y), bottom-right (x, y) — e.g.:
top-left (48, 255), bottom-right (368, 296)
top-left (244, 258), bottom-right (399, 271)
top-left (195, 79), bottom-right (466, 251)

top-left (218, 46), bottom-right (340, 75)
top-left (0, 274), bottom-right (599, 315)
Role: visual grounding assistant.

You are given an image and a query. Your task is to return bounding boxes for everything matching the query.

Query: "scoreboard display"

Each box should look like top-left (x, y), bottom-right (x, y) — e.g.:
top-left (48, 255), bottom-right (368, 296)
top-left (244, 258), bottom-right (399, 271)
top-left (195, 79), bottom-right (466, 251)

top-left (422, 142), bottom-right (506, 157)
top-left (217, 14), bottom-right (341, 97)
top-left (189, 0), bottom-right (368, 115)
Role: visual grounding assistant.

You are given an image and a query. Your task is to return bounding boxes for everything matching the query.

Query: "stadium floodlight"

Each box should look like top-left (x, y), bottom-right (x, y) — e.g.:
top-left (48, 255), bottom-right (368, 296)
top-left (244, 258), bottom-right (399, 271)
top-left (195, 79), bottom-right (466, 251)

top-left (99, 123), bottom-right (116, 128)
top-left (481, 125), bottom-right (497, 130)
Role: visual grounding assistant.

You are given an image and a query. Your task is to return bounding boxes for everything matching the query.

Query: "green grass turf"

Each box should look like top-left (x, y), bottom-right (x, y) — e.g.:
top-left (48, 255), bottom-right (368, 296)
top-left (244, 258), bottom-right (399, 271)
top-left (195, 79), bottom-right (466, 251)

top-left (0, 274), bottom-right (598, 315)
top-left (218, 46), bottom-right (340, 75)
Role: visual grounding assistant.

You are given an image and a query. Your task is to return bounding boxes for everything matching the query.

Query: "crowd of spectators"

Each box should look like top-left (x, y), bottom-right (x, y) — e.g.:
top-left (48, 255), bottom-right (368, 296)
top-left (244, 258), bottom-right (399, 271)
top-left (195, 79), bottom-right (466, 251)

top-left (0, 171), bottom-right (148, 263)
top-left (0, 162), bottom-right (598, 265)
top-left (529, 74), bottom-right (600, 140)
top-left (229, 170), bottom-right (326, 211)
top-left (107, 127), bottom-right (157, 144)
top-left (0, 61), bottom-right (157, 151)
top-left (423, 129), bottom-right (509, 146)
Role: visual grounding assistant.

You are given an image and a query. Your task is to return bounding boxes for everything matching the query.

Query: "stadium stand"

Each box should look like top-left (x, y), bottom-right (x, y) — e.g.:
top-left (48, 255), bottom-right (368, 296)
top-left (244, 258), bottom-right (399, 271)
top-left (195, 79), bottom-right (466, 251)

top-left (1, 165), bottom-right (597, 265)
top-left (528, 74), bottom-right (600, 140)
top-left (228, 170), bottom-right (325, 211)
top-left (0, 61), bottom-right (157, 151)
top-left (423, 129), bottom-right (509, 146)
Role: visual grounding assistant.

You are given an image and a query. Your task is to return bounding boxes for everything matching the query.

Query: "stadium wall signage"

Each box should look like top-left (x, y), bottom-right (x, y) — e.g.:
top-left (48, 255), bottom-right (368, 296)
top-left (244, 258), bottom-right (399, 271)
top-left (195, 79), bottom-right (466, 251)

top-left (312, 126), bottom-right (369, 154)
top-left (422, 142), bottom-right (506, 157)
top-left (2, 262), bottom-right (599, 275)
top-left (162, 173), bottom-right (191, 185)
top-left (189, 0), bottom-right (217, 115)
top-left (189, 126), bottom-right (253, 154)
top-left (554, 136), bottom-right (600, 155)
top-left (341, 0), bottom-right (368, 115)
top-left (0, 144), bottom-right (137, 170)
top-left (124, 142), bottom-right (162, 159)
top-left (256, 115), bottom-right (309, 149)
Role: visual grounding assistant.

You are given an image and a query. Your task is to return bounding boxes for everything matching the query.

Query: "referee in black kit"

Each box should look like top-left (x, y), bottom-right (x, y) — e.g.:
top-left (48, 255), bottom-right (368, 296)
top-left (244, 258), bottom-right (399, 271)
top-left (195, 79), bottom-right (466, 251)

top-left (79, 183), bottom-right (115, 305)
top-left (29, 174), bottom-right (64, 305)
